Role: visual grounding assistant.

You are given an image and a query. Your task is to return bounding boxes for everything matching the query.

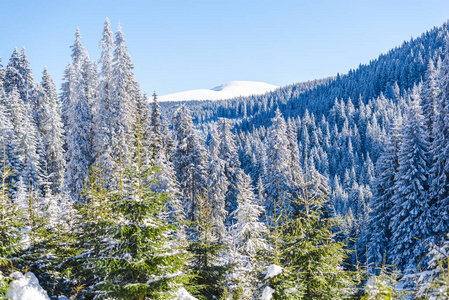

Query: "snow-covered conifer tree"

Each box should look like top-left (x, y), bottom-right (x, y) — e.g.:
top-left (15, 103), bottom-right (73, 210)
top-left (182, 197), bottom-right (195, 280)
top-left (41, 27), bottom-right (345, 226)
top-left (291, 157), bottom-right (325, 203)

top-left (263, 109), bottom-right (291, 217)
top-left (226, 172), bottom-right (268, 299)
top-left (390, 86), bottom-right (434, 272)
top-left (63, 62), bottom-right (91, 198)
top-left (110, 23), bottom-right (138, 169)
top-left (8, 88), bottom-right (41, 187)
top-left (172, 105), bottom-right (208, 221)
top-left (429, 38), bottom-right (449, 239)
top-left (206, 127), bottom-right (228, 240)
top-left (367, 116), bottom-right (402, 268)
top-left (35, 68), bottom-right (65, 192)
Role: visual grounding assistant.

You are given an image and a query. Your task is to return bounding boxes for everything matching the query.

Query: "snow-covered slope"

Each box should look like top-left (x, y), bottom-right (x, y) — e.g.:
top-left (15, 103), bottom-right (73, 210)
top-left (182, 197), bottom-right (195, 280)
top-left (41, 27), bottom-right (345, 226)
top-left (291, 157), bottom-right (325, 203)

top-left (158, 81), bottom-right (278, 102)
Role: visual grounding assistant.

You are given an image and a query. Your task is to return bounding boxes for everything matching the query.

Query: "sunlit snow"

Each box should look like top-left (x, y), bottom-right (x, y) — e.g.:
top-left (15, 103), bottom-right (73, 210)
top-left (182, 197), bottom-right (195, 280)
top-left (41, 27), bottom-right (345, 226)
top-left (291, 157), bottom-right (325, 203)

top-left (158, 81), bottom-right (278, 102)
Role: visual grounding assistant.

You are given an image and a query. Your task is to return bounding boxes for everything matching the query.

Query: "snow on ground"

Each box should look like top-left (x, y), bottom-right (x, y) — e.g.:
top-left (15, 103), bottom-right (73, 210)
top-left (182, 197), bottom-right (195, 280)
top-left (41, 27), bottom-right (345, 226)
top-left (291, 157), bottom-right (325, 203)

top-left (158, 81), bottom-right (279, 102)
top-left (264, 264), bottom-right (283, 279)
top-left (5, 271), bottom-right (50, 300)
top-left (261, 286), bottom-right (275, 300)
top-left (177, 287), bottom-right (198, 300)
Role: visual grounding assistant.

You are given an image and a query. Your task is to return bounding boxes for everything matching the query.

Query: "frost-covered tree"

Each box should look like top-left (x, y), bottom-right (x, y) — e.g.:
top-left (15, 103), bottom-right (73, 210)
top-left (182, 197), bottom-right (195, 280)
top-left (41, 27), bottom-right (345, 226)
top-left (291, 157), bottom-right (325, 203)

top-left (35, 68), bottom-right (65, 192)
top-left (62, 28), bottom-right (96, 198)
top-left (206, 127), bottom-right (228, 240)
top-left (7, 88), bottom-right (41, 187)
top-left (273, 163), bottom-right (360, 299)
top-left (110, 23), bottom-right (138, 169)
top-left (390, 86), bottom-right (433, 272)
top-left (91, 128), bottom-right (188, 300)
top-left (429, 38), bottom-right (449, 239)
top-left (3, 48), bottom-right (22, 95)
top-left (421, 58), bottom-right (439, 145)
top-left (172, 105), bottom-right (208, 221)
top-left (63, 63), bottom-right (91, 198)
top-left (217, 118), bottom-right (241, 220)
top-left (93, 18), bottom-right (116, 187)
top-left (226, 172), bottom-right (268, 299)
top-left (264, 109), bottom-right (291, 217)
top-left (0, 92), bottom-right (20, 181)
top-left (366, 116), bottom-right (402, 268)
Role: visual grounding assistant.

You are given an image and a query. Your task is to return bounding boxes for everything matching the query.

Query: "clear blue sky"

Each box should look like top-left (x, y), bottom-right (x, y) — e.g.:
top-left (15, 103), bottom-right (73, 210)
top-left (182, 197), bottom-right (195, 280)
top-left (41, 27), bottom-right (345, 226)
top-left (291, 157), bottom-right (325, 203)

top-left (1, 0), bottom-right (449, 95)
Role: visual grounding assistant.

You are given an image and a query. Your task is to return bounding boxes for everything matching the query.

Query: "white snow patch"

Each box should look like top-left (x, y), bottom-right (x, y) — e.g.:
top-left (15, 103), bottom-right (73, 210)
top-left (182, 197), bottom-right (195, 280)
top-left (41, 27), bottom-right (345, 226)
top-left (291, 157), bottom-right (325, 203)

top-left (159, 81), bottom-right (278, 102)
top-left (5, 271), bottom-right (50, 300)
top-left (261, 286), bottom-right (275, 300)
top-left (264, 264), bottom-right (283, 279)
top-left (177, 287), bottom-right (198, 300)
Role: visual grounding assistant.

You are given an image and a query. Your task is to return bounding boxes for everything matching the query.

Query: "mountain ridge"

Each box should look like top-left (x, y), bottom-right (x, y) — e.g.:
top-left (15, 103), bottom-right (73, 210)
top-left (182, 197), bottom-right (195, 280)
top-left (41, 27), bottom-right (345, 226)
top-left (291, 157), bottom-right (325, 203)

top-left (158, 81), bottom-right (279, 102)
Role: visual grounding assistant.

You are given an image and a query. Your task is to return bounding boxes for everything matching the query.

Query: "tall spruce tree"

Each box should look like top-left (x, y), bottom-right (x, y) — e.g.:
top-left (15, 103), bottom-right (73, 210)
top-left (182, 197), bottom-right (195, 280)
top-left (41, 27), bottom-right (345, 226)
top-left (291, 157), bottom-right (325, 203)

top-left (271, 160), bottom-right (360, 299)
top-left (92, 127), bottom-right (188, 300)
top-left (429, 37), bottom-right (449, 239)
top-left (37, 68), bottom-right (65, 192)
top-left (264, 109), bottom-right (291, 217)
top-left (93, 18), bottom-right (115, 188)
top-left (366, 116), bottom-right (402, 268)
top-left (390, 87), bottom-right (433, 272)
top-left (172, 105), bottom-right (208, 221)
top-left (110, 23), bottom-right (137, 170)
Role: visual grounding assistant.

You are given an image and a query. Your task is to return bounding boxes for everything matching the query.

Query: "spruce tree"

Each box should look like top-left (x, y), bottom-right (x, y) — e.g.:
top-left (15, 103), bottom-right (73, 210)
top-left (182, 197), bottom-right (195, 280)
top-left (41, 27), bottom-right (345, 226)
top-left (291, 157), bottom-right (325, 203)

top-left (92, 125), bottom-right (188, 300)
top-left (273, 160), bottom-right (360, 299)
top-left (172, 105), bottom-right (208, 221)
top-left (226, 172), bottom-right (268, 299)
top-left (38, 68), bottom-right (65, 192)
top-left (110, 23), bottom-right (138, 170)
top-left (390, 86), bottom-right (434, 272)
top-left (264, 109), bottom-right (291, 217)
top-left (367, 117), bottom-right (402, 268)
top-left (93, 18), bottom-right (116, 189)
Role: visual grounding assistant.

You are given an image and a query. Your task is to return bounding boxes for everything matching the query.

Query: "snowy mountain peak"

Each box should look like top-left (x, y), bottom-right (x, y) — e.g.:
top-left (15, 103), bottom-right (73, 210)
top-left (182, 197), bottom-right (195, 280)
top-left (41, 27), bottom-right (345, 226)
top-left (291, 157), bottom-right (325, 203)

top-left (158, 81), bottom-right (278, 102)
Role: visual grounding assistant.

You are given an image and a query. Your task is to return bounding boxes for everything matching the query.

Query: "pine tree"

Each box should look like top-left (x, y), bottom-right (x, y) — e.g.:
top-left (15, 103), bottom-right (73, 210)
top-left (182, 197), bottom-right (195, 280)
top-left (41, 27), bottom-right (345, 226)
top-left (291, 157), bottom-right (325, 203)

top-left (0, 142), bottom-right (23, 271)
top-left (17, 48), bottom-right (34, 103)
top-left (7, 88), bottom-right (41, 188)
top-left (390, 86), bottom-right (434, 272)
top-left (0, 91), bottom-right (20, 183)
top-left (264, 109), bottom-right (291, 217)
top-left (429, 37), bottom-right (449, 240)
top-left (272, 160), bottom-right (360, 299)
top-left (188, 192), bottom-right (228, 299)
top-left (3, 48), bottom-right (21, 95)
top-left (37, 68), bottom-right (65, 192)
top-left (110, 23), bottom-right (138, 170)
top-left (367, 117), bottom-right (402, 268)
top-left (206, 127), bottom-right (228, 240)
top-left (92, 128), bottom-right (188, 300)
top-left (63, 62), bottom-right (91, 198)
top-left (421, 58), bottom-right (439, 146)
top-left (172, 105), bottom-right (208, 221)
top-left (93, 18), bottom-right (115, 188)
top-left (226, 172), bottom-right (268, 299)
top-left (149, 91), bottom-right (163, 163)
top-left (62, 29), bottom-right (94, 198)
top-left (217, 118), bottom-right (241, 222)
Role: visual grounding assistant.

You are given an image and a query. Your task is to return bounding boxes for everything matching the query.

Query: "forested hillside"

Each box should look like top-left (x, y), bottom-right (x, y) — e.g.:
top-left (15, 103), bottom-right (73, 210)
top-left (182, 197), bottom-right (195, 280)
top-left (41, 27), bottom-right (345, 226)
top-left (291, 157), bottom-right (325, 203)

top-left (1, 18), bottom-right (449, 300)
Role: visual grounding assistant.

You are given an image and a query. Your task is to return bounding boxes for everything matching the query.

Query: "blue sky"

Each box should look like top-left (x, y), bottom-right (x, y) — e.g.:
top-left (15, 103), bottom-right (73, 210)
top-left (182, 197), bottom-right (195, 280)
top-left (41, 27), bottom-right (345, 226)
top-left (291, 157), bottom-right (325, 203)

top-left (1, 0), bottom-right (449, 95)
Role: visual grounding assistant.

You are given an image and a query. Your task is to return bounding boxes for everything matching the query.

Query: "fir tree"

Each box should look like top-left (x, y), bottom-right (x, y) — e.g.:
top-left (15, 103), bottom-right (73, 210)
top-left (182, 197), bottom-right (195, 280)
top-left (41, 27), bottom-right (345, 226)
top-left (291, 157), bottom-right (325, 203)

top-left (172, 105), bottom-right (208, 221)
top-left (273, 160), bottom-right (360, 299)
top-left (93, 128), bottom-right (188, 300)
top-left (390, 86), bottom-right (434, 272)
top-left (110, 23), bottom-right (138, 170)
top-left (226, 172), bottom-right (268, 299)
top-left (264, 109), bottom-right (291, 217)
top-left (93, 18), bottom-right (115, 188)
top-left (38, 68), bottom-right (65, 192)
top-left (366, 117), bottom-right (402, 268)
